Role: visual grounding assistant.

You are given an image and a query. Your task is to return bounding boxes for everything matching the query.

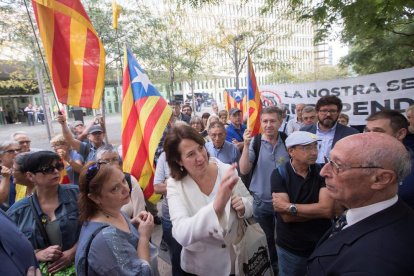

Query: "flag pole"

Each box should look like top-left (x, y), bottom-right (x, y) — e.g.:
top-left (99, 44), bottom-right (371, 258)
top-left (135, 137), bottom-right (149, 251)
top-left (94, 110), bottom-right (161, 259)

top-left (246, 52), bottom-right (250, 131)
top-left (23, 0), bottom-right (61, 111)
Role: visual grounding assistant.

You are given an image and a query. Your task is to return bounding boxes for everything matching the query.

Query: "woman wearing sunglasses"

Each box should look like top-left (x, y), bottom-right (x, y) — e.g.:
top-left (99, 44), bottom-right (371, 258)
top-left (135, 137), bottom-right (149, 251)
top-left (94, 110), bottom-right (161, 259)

top-left (75, 161), bottom-right (156, 276)
top-left (7, 151), bottom-right (80, 275)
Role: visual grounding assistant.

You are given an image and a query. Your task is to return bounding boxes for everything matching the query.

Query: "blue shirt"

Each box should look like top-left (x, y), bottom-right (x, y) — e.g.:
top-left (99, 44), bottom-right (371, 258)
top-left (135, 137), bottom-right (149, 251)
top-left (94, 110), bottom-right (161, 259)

top-left (7, 185), bottom-right (80, 251)
top-left (249, 136), bottom-right (289, 202)
top-left (75, 215), bottom-right (153, 276)
top-left (316, 122), bottom-right (337, 163)
top-left (66, 150), bottom-right (84, 185)
top-left (205, 141), bottom-right (240, 164)
top-left (154, 152), bottom-right (171, 220)
top-left (0, 209), bottom-right (38, 275)
top-left (0, 175), bottom-right (16, 211)
top-left (79, 140), bottom-right (105, 162)
top-left (226, 123), bottom-right (247, 143)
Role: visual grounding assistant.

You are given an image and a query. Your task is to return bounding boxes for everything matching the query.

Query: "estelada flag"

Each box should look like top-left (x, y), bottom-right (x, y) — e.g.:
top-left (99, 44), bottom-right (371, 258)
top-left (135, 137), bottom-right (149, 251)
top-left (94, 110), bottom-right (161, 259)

top-left (247, 55), bottom-right (263, 136)
top-left (122, 47), bottom-right (172, 204)
top-left (32, 0), bottom-right (105, 109)
top-left (224, 88), bottom-right (247, 118)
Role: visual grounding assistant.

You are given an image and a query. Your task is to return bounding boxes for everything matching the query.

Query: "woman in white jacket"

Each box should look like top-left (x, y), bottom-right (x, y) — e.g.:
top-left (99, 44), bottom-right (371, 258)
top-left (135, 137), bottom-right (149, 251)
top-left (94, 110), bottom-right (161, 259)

top-left (164, 124), bottom-right (253, 276)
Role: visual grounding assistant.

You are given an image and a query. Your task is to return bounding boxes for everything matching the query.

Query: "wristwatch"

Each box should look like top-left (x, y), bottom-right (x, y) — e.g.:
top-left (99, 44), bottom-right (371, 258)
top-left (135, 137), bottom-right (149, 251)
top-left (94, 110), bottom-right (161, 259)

top-left (288, 204), bottom-right (298, 216)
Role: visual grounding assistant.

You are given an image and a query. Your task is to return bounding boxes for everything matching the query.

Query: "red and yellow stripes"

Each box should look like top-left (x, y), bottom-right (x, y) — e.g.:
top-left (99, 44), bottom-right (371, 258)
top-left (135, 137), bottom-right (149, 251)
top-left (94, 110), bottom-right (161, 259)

top-left (224, 89), bottom-right (246, 118)
top-left (32, 0), bottom-right (105, 109)
top-left (247, 55), bottom-right (263, 136)
top-left (122, 48), bottom-right (172, 204)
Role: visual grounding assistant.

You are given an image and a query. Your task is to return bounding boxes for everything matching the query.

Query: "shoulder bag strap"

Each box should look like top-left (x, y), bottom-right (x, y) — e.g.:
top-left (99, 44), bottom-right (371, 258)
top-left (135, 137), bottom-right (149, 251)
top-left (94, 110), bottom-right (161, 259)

top-left (84, 225), bottom-right (109, 276)
top-left (29, 195), bottom-right (51, 247)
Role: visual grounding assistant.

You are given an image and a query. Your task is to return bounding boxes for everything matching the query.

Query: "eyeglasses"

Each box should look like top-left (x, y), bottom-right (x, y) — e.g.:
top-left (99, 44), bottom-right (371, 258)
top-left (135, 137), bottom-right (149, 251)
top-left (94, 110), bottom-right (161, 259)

top-left (318, 109), bottom-right (338, 115)
top-left (5, 148), bottom-right (21, 154)
top-left (86, 161), bottom-right (108, 184)
top-left (324, 156), bottom-right (383, 175)
top-left (32, 161), bottom-right (65, 174)
top-left (18, 140), bottom-right (31, 145)
top-left (295, 144), bottom-right (319, 152)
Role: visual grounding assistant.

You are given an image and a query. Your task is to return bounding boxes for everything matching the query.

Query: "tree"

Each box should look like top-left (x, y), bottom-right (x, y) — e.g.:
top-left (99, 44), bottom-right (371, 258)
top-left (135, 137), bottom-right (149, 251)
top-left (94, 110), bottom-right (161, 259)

top-left (182, 0), bottom-right (414, 74)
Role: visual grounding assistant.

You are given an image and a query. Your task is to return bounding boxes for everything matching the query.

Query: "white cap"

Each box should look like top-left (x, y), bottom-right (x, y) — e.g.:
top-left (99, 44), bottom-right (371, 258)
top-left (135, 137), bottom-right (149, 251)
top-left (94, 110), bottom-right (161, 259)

top-left (285, 131), bottom-right (321, 148)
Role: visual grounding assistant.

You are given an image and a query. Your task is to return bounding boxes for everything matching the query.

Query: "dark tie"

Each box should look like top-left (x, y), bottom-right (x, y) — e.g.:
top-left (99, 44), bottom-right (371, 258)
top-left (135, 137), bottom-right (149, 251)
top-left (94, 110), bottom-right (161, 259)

top-left (329, 213), bottom-right (347, 238)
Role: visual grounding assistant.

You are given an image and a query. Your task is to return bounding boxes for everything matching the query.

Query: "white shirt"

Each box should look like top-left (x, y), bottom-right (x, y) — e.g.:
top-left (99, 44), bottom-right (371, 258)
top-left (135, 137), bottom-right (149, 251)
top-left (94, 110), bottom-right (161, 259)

top-left (316, 122), bottom-right (337, 163)
top-left (344, 196), bottom-right (398, 229)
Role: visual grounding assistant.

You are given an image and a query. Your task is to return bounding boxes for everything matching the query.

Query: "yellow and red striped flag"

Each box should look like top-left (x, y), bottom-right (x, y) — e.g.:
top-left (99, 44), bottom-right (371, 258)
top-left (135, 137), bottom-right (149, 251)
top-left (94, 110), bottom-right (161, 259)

top-left (246, 55), bottom-right (263, 136)
top-left (122, 47), bottom-right (172, 204)
top-left (32, 0), bottom-right (105, 109)
top-left (224, 88), bottom-right (246, 118)
top-left (112, 0), bottom-right (122, 29)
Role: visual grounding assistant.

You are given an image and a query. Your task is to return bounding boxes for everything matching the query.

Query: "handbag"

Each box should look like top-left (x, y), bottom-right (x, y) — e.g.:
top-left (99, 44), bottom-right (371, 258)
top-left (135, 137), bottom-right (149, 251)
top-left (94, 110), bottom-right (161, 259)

top-left (233, 217), bottom-right (273, 276)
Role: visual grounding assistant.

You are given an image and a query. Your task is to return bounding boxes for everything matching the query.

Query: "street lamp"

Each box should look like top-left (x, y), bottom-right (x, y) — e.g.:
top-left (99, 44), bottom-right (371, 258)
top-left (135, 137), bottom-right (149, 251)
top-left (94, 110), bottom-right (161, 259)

top-left (233, 34), bottom-right (244, 90)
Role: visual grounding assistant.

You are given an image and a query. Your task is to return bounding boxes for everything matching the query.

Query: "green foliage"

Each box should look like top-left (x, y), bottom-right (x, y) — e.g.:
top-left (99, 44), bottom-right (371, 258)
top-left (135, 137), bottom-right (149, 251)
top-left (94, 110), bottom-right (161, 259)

top-left (273, 0), bottom-right (414, 74)
top-left (268, 65), bottom-right (350, 84)
top-left (183, 0), bottom-right (414, 74)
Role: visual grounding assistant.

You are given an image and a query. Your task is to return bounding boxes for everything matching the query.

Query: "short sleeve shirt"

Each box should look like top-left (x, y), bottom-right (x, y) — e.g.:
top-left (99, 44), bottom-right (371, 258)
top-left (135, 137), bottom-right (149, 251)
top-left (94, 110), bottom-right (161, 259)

top-left (270, 162), bottom-right (331, 256)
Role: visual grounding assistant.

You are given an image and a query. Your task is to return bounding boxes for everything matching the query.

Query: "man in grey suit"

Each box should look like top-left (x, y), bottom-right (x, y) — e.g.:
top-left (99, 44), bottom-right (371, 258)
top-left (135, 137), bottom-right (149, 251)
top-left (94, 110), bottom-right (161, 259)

top-left (307, 132), bottom-right (414, 275)
top-left (301, 96), bottom-right (358, 163)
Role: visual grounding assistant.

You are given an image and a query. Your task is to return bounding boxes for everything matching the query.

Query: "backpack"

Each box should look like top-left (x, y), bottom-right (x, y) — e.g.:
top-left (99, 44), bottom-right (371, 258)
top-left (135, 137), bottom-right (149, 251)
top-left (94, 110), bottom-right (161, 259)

top-left (241, 132), bottom-right (287, 189)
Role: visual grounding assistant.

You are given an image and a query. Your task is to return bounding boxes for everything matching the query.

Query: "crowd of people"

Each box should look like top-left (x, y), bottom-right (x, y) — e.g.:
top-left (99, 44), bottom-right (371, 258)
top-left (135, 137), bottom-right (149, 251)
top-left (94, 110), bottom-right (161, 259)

top-left (1, 95), bottom-right (414, 276)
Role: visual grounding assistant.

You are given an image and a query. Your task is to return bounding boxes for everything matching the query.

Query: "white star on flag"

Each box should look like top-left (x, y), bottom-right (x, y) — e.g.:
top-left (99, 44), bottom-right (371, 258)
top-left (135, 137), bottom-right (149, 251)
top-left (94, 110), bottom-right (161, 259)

top-left (132, 66), bottom-right (151, 92)
top-left (234, 90), bottom-right (243, 99)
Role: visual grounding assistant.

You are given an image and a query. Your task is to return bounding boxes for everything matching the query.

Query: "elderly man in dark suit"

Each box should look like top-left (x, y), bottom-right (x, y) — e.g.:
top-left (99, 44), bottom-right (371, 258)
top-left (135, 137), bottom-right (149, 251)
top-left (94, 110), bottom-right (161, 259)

top-left (307, 132), bottom-right (414, 275)
top-left (301, 96), bottom-right (358, 163)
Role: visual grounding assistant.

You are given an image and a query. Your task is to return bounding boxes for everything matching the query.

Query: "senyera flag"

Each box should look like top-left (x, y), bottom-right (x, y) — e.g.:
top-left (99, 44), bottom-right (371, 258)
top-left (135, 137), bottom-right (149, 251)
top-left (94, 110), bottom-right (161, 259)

top-left (32, 0), bottom-right (105, 109)
top-left (122, 47), bottom-right (172, 204)
top-left (247, 55), bottom-right (262, 136)
top-left (224, 88), bottom-right (246, 118)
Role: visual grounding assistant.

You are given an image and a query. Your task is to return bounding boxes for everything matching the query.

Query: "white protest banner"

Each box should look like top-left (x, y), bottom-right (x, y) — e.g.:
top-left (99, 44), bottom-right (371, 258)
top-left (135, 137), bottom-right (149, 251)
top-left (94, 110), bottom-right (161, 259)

top-left (260, 67), bottom-right (414, 125)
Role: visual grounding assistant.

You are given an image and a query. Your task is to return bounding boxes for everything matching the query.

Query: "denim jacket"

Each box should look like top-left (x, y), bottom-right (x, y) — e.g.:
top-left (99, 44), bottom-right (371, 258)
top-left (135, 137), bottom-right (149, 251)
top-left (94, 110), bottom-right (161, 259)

top-left (7, 184), bottom-right (80, 251)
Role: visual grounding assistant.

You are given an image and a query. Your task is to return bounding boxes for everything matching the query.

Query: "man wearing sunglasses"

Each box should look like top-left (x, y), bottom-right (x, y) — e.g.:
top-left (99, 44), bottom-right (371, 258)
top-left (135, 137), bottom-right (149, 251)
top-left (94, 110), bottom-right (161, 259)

top-left (301, 96), bottom-right (358, 164)
top-left (364, 109), bottom-right (414, 209)
top-left (271, 131), bottom-right (334, 276)
top-left (307, 132), bottom-right (414, 275)
top-left (0, 140), bottom-right (21, 210)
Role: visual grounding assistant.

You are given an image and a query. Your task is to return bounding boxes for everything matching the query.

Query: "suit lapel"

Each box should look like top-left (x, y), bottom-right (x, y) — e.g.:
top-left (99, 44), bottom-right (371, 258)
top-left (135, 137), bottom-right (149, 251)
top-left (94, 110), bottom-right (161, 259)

top-left (310, 200), bottom-right (409, 259)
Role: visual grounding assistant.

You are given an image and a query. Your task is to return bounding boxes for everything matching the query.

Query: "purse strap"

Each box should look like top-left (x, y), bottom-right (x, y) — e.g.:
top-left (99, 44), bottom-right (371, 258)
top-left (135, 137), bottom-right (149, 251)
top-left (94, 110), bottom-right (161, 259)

top-left (29, 195), bottom-right (51, 247)
top-left (84, 225), bottom-right (109, 276)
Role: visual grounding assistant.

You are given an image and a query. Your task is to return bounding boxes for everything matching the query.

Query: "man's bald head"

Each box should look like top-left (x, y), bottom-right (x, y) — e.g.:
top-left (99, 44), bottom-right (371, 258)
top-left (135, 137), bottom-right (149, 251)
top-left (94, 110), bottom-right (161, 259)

top-left (337, 132), bottom-right (411, 183)
top-left (321, 132), bottom-right (411, 208)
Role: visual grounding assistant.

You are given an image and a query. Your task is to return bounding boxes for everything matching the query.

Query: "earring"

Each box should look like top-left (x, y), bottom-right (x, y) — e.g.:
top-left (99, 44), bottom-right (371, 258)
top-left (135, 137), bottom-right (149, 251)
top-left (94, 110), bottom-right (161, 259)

top-left (180, 166), bottom-right (184, 172)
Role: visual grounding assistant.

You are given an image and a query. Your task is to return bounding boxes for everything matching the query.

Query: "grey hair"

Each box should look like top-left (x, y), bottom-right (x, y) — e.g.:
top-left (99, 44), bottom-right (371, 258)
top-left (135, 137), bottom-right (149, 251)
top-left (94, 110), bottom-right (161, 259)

top-left (361, 139), bottom-right (411, 183)
top-left (10, 131), bottom-right (28, 140)
top-left (14, 152), bottom-right (32, 173)
top-left (95, 144), bottom-right (119, 161)
top-left (302, 105), bottom-right (316, 113)
top-left (278, 104), bottom-right (288, 112)
top-left (406, 105), bottom-right (414, 114)
top-left (0, 140), bottom-right (19, 154)
top-left (364, 145), bottom-right (411, 183)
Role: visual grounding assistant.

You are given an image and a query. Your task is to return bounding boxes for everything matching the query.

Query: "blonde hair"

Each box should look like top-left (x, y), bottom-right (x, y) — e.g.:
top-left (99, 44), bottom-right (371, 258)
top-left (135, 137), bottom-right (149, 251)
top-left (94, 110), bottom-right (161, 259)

top-left (50, 134), bottom-right (68, 147)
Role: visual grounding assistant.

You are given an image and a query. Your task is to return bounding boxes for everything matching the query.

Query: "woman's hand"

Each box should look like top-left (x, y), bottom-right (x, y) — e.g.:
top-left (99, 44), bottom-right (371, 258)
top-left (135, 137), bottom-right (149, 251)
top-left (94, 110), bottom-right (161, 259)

top-left (214, 163), bottom-right (239, 216)
top-left (47, 247), bottom-right (75, 274)
top-left (35, 245), bottom-right (62, 262)
top-left (231, 195), bottom-right (245, 217)
top-left (1, 165), bottom-right (11, 177)
top-left (132, 211), bottom-right (154, 240)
